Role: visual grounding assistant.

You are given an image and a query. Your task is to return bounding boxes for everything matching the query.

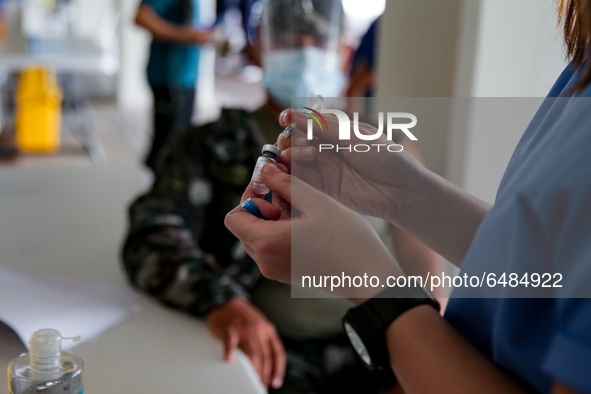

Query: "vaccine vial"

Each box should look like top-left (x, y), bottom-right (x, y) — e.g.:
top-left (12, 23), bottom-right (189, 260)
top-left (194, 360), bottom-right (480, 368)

top-left (249, 144), bottom-right (281, 195)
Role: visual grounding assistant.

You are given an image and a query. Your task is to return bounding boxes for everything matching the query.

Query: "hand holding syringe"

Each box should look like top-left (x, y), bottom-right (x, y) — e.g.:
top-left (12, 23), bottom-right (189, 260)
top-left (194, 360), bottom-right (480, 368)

top-left (274, 93), bottom-right (324, 146)
top-left (247, 94), bottom-right (324, 196)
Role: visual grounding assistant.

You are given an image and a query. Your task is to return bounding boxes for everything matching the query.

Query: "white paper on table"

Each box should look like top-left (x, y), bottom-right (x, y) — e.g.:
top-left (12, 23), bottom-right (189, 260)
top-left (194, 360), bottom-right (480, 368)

top-left (0, 269), bottom-right (140, 350)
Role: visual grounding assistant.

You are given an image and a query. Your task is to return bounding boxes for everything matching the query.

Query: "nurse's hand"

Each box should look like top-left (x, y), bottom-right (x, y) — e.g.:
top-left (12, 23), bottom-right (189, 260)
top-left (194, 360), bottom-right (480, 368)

top-left (278, 109), bottom-right (491, 267)
top-left (225, 164), bottom-right (403, 301)
top-left (277, 109), bottom-right (425, 225)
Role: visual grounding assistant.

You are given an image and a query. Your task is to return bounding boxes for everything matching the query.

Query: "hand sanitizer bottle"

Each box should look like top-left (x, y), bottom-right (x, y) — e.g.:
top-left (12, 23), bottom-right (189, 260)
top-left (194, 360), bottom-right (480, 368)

top-left (8, 329), bottom-right (83, 394)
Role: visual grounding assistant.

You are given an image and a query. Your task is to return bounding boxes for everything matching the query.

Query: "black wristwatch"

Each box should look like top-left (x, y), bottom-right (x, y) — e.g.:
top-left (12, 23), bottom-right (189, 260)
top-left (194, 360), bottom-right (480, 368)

top-left (342, 286), bottom-right (440, 371)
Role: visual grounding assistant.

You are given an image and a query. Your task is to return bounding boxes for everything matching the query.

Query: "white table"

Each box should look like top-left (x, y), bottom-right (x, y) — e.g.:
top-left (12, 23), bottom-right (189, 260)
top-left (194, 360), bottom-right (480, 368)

top-left (0, 34), bottom-right (118, 75)
top-left (0, 296), bottom-right (265, 393)
top-left (0, 149), bottom-right (265, 393)
top-left (0, 50), bottom-right (118, 76)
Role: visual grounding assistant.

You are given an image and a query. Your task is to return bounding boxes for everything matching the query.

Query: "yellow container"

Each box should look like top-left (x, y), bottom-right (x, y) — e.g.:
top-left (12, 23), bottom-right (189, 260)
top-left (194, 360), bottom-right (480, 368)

top-left (15, 67), bottom-right (62, 153)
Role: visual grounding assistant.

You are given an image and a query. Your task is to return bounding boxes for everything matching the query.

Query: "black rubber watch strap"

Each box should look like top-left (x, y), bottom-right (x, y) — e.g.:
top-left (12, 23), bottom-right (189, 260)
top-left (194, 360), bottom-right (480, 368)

top-left (343, 286), bottom-right (440, 371)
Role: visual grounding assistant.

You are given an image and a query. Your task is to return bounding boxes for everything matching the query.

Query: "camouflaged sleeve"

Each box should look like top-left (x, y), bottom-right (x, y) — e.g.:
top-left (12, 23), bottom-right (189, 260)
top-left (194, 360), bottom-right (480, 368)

top-left (122, 195), bottom-right (253, 316)
top-left (121, 110), bottom-right (264, 317)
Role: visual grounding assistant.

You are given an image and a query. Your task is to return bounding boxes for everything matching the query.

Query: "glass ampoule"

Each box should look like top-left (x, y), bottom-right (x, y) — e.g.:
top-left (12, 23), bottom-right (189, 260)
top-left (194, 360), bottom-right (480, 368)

top-left (249, 144), bottom-right (281, 195)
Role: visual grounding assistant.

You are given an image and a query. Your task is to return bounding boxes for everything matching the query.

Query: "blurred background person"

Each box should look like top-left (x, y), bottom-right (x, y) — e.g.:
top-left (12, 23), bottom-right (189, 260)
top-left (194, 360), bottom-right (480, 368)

top-left (122, 0), bottom-right (436, 392)
top-left (346, 19), bottom-right (377, 98)
top-left (134, 0), bottom-right (215, 171)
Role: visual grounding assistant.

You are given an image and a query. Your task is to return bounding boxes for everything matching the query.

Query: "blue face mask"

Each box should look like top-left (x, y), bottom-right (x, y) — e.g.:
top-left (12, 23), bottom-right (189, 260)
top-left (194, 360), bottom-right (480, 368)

top-left (263, 47), bottom-right (346, 108)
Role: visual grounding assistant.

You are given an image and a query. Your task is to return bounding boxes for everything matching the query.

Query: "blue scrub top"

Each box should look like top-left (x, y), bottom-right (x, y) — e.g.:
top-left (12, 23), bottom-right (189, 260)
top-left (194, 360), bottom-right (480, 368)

top-left (445, 65), bottom-right (591, 393)
top-left (351, 20), bottom-right (378, 71)
top-left (142, 0), bottom-right (201, 88)
top-left (350, 20), bottom-right (378, 97)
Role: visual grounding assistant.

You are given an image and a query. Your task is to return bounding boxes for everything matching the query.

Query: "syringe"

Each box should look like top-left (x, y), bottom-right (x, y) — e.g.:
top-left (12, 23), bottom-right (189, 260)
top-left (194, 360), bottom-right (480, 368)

top-left (275, 93), bottom-right (324, 146)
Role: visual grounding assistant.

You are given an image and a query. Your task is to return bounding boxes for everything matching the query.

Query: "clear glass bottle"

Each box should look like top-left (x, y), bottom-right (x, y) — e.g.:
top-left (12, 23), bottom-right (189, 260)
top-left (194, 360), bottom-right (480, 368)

top-left (249, 144), bottom-right (281, 195)
top-left (8, 329), bottom-right (83, 394)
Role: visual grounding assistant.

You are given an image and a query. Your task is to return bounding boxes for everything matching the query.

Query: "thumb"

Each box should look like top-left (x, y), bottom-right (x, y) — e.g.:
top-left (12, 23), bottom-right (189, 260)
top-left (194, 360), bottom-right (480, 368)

top-left (260, 164), bottom-right (328, 213)
top-left (224, 326), bottom-right (239, 363)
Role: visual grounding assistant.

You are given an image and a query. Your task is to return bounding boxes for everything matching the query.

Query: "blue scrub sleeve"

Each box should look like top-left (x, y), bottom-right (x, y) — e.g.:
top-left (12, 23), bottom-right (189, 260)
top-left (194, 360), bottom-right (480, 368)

top-left (542, 299), bottom-right (591, 393)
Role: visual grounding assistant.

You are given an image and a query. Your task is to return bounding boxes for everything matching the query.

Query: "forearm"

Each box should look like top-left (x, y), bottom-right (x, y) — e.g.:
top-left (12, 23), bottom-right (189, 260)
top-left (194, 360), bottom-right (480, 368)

top-left (122, 197), bottom-right (249, 316)
top-left (390, 225), bottom-right (441, 279)
top-left (122, 235), bottom-right (247, 316)
top-left (135, 5), bottom-right (208, 44)
top-left (392, 167), bottom-right (491, 267)
top-left (386, 305), bottom-right (526, 393)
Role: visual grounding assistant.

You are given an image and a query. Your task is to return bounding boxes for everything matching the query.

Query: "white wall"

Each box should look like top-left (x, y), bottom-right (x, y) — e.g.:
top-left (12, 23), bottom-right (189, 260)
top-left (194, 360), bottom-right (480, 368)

top-left (467, 0), bottom-right (566, 98)
top-left (376, 0), bottom-right (567, 203)
top-left (451, 0), bottom-right (567, 203)
top-left (72, 0), bottom-right (117, 40)
top-left (117, 0), bottom-right (151, 110)
top-left (375, 0), bottom-right (462, 175)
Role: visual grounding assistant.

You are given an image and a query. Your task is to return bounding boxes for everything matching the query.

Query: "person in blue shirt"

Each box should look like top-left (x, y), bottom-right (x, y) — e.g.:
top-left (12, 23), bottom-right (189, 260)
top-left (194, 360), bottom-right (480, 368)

top-left (225, 0), bottom-right (591, 392)
top-left (135, 0), bottom-right (214, 171)
top-left (346, 19), bottom-right (378, 98)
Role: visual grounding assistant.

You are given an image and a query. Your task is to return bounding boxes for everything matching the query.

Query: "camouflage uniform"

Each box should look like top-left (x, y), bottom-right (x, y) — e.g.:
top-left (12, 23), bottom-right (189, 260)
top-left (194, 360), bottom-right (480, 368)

top-left (121, 109), bottom-right (395, 393)
top-left (123, 109), bottom-right (265, 316)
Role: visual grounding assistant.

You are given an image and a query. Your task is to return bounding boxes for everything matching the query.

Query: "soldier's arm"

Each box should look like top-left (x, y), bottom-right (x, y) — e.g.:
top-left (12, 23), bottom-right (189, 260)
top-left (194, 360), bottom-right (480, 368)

top-left (121, 194), bottom-right (253, 316)
top-left (121, 122), bottom-right (257, 316)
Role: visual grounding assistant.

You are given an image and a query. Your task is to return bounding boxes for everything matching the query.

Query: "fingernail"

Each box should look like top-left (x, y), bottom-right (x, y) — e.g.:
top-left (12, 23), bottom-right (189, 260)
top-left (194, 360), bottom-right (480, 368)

top-left (280, 110), bottom-right (289, 124)
top-left (272, 378), bottom-right (283, 389)
top-left (262, 164), bottom-right (280, 176)
top-left (293, 137), bottom-right (307, 147)
top-left (302, 146), bottom-right (315, 157)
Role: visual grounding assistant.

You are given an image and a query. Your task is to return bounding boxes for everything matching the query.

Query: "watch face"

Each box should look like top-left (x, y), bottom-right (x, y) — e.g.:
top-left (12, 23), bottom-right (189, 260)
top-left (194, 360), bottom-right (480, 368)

top-left (344, 322), bottom-right (372, 367)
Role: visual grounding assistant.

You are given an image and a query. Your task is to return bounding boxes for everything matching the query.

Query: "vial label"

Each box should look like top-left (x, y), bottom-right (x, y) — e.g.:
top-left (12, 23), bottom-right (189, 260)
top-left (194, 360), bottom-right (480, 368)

top-left (249, 156), bottom-right (275, 195)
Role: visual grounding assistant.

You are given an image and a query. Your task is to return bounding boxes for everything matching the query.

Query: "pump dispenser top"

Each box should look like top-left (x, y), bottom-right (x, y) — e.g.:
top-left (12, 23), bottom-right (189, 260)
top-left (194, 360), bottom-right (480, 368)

top-left (30, 329), bottom-right (64, 373)
top-left (8, 329), bottom-right (84, 394)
